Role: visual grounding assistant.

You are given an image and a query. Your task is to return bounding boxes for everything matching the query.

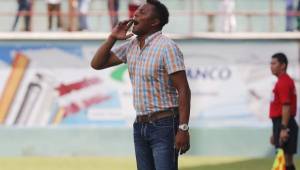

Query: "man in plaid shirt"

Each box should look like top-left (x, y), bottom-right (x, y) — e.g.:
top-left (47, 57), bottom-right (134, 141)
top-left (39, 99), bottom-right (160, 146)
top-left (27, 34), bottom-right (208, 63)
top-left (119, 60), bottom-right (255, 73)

top-left (91, 0), bottom-right (191, 169)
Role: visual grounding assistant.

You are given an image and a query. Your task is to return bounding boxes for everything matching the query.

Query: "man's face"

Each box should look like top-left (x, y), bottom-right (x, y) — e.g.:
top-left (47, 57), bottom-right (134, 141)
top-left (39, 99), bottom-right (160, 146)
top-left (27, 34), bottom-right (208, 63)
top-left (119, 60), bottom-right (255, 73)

top-left (132, 3), bottom-right (158, 35)
top-left (270, 58), bottom-right (285, 76)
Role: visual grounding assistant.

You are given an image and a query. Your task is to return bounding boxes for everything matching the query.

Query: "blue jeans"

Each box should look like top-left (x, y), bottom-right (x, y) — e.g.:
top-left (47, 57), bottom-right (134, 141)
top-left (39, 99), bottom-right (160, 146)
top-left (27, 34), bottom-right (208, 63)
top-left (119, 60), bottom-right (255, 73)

top-left (79, 15), bottom-right (88, 30)
top-left (133, 115), bottom-right (179, 170)
top-left (12, 1), bottom-right (31, 31)
top-left (78, 0), bottom-right (89, 30)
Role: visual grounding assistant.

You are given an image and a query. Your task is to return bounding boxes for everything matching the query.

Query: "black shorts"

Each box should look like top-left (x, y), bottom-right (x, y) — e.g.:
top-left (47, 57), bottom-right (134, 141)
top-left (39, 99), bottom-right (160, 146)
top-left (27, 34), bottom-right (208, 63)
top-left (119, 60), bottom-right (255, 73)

top-left (272, 117), bottom-right (299, 154)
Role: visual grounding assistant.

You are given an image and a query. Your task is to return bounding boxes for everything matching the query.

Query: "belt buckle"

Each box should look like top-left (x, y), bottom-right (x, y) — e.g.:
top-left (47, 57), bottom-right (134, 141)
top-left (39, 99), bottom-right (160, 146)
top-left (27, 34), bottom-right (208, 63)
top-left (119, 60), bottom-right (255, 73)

top-left (136, 114), bottom-right (152, 123)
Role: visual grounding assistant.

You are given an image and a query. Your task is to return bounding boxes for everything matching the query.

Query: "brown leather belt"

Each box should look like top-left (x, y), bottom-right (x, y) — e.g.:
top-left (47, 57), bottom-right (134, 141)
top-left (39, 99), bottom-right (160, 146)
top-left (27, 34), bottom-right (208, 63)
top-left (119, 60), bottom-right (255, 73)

top-left (135, 108), bottom-right (178, 123)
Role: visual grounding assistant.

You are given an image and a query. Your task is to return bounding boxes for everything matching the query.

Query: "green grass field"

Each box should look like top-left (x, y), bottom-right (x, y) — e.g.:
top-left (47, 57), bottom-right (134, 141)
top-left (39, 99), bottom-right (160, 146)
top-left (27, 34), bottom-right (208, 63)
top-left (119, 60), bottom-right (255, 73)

top-left (0, 157), bottom-right (300, 170)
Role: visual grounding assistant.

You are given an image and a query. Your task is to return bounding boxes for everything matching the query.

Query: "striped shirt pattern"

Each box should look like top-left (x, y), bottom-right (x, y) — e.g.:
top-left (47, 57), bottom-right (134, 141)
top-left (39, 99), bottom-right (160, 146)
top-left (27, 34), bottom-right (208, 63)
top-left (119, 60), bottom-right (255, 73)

top-left (112, 31), bottom-right (185, 115)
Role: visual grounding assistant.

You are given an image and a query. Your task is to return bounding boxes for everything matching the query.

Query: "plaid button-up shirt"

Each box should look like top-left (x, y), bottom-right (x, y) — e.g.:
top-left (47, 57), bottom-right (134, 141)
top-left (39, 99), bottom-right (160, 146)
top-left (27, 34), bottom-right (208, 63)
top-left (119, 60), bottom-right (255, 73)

top-left (112, 31), bottom-right (185, 115)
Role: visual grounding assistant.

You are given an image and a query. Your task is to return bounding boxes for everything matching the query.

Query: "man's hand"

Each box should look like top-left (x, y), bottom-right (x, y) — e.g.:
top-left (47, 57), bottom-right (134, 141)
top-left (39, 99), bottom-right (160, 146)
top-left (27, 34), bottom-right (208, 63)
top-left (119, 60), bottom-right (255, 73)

top-left (279, 129), bottom-right (289, 146)
top-left (270, 135), bottom-right (275, 145)
top-left (110, 19), bottom-right (134, 40)
top-left (175, 131), bottom-right (190, 155)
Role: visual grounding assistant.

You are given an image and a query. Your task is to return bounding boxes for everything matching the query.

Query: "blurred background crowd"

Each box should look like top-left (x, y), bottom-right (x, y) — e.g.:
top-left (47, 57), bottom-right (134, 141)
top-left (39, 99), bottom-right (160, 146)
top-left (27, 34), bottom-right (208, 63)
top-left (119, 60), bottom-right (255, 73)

top-left (5, 0), bottom-right (300, 33)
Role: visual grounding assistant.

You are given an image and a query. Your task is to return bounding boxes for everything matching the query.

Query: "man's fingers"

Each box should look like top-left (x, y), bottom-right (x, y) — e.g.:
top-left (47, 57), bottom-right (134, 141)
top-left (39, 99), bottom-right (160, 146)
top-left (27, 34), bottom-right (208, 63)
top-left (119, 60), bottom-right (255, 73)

top-left (126, 20), bottom-right (134, 30)
top-left (270, 136), bottom-right (275, 145)
top-left (187, 143), bottom-right (190, 150)
top-left (125, 33), bottom-right (134, 39)
top-left (119, 19), bottom-right (133, 26)
top-left (180, 148), bottom-right (187, 155)
top-left (175, 141), bottom-right (183, 153)
top-left (279, 136), bottom-right (288, 146)
top-left (175, 142), bottom-right (190, 155)
top-left (179, 145), bottom-right (190, 155)
top-left (118, 21), bottom-right (127, 26)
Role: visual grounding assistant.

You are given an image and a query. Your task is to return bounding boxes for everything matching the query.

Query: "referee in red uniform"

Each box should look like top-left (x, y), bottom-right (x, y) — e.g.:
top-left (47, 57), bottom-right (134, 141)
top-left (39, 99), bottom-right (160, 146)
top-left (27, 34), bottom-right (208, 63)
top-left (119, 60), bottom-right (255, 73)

top-left (269, 53), bottom-right (298, 170)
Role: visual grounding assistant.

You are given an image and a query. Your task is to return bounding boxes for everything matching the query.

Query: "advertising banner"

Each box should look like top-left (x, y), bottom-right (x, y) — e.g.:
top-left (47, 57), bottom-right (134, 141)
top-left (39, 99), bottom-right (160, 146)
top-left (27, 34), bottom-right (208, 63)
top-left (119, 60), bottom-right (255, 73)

top-left (0, 40), bottom-right (298, 127)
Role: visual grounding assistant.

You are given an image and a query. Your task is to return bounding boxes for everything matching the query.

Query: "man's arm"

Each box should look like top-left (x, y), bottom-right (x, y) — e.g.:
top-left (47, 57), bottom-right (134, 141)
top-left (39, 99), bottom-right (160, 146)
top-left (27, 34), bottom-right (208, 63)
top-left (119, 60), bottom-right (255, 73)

top-left (281, 104), bottom-right (291, 126)
top-left (90, 36), bottom-right (122, 70)
top-left (279, 104), bottom-right (291, 145)
top-left (90, 19), bottom-right (134, 70)
top-left (170, 70), bottom-right (191, 125)
top-left (170, 70), bottom-right (191, 154)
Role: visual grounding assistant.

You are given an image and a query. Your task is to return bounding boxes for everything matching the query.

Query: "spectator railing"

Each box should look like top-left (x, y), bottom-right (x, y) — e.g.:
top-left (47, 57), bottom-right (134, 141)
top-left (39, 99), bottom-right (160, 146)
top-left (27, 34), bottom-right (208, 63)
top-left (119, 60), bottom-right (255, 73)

top-left (2, 0), bottom-right (300, 33)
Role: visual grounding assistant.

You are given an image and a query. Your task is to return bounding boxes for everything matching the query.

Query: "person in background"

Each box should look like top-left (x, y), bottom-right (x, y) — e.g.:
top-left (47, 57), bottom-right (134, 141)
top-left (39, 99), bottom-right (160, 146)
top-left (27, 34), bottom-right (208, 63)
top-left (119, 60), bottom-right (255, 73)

top-left (78, 0), bottom-right (91, 31)
top-left (46, 0), bottom-right (62, 31)
top-left (68, 0), bottom-right (78, 31)
top-left (297, 0), bottom-right (300, 31)
top-left (286, 0), bottom-right (294, 31)
top-left (128, 0), bottom-right (143, 18)
top-left (219, 0), bottom-right (236, 32)
top-left (269, 53), bottom-right (298, 170)
top-left (108, 0), bottom-right (119, 29)
top-left (12, 0), bottom-right (32, 31)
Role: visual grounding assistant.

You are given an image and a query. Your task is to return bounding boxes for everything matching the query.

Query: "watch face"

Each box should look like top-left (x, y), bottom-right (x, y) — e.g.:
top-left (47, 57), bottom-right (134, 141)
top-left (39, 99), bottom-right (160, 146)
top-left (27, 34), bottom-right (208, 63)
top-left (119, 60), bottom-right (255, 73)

top-left (180, 124), bottom-right (189, 131)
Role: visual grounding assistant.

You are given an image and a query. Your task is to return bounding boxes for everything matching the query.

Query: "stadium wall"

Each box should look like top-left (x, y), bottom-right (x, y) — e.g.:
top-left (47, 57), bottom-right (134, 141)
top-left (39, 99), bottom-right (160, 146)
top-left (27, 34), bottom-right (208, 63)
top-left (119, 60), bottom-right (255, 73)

top-left (0, 33), bottom-right (299, 156)
top-left (0, 127), bottom-right (273, 157)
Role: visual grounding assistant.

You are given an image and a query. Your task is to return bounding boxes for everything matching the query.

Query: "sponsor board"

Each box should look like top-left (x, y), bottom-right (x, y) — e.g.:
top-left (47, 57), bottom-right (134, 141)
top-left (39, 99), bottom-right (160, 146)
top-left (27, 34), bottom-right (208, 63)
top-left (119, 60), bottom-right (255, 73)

top-left (0, 40), bottom-right (298, 127)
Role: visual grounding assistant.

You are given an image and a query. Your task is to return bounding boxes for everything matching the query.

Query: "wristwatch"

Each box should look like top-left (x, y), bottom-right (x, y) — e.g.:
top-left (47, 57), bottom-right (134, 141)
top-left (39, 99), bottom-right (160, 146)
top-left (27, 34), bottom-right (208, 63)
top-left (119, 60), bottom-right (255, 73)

top-left (179, 124), bottom-right (189, 131)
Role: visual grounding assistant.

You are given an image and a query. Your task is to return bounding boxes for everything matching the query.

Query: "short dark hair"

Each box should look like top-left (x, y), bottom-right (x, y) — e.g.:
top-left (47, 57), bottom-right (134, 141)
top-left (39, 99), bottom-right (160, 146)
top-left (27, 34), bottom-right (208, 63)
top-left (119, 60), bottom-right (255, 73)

top-left (147, 0), bottom-right (169, 28)
top-left (272, 53), bottom-right (288, 69)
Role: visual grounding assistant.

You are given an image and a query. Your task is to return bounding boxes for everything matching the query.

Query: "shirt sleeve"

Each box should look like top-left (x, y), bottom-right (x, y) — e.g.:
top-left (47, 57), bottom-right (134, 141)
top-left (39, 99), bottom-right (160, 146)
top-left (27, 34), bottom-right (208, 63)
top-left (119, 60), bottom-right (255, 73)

top-left (163, 40), bottom-right (185, 74)
top-left (111, 41), bottom-right (131, 63)
top-left (277, 81), bottom-right (291, 104)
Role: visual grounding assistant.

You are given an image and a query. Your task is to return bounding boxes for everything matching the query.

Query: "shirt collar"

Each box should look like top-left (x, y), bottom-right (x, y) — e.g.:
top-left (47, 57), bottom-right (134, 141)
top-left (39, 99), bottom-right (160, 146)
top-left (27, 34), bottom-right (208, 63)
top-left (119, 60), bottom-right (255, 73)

top-left (134, 31), bottom-right (162, 47)
top-left (145, 31), bottom-right (162, 45)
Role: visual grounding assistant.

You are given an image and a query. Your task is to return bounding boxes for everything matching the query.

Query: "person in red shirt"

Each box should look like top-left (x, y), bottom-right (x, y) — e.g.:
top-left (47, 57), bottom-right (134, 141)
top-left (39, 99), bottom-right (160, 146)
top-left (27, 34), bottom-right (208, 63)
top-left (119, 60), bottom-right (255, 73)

top-left (269, 53), bottom-right (298, 170)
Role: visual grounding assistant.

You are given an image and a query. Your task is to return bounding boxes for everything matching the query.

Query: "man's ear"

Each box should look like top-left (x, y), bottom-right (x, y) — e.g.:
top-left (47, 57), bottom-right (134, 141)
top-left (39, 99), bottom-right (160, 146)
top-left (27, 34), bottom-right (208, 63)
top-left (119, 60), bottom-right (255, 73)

top-left (281, 63), bottom-right (287, 71)
top-left (151, 18), bottom-right (160, 27)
